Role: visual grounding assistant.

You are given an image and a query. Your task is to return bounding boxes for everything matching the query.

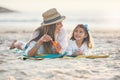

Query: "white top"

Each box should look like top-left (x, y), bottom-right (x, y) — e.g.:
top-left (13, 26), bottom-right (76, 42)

top-left (66, 40), bottom-right (92, 56)
top-left (25, 28), bottom-right (68, 55)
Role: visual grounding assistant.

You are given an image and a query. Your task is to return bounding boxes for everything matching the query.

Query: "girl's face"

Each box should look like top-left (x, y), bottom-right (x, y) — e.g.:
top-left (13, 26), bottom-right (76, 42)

top-left (74, 27), bottom-right (87, 41)
top-left (56, 22), bottom-right (63, 33)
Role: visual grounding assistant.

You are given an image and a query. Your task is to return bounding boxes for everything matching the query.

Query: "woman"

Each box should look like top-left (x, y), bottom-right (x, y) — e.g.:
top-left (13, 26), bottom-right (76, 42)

top-left (10, 8), bottom-right (68, 57)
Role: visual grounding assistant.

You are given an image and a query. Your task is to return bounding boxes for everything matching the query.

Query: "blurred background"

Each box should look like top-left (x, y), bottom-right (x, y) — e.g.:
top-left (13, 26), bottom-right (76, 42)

top-left (0, 0), bottom-right (120, 32)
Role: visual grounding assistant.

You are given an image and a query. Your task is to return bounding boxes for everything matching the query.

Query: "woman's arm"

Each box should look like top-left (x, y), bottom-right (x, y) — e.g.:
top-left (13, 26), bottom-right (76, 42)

top-left (27, 40), bottom-right (43, 57)
top-left (27, 34), bottom-right (52, 57)
top-left (57, 28), bottom-right (68, 53)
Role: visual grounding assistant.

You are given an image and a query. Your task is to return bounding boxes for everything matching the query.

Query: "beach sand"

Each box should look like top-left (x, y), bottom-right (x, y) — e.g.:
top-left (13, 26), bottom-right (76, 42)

top-left (0, 29), bottom-right (120, 80)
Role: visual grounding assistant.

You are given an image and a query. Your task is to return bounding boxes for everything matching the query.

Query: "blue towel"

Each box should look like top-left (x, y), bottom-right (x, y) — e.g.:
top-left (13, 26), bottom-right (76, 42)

top-left (19, 52), bottom-right (68, 60)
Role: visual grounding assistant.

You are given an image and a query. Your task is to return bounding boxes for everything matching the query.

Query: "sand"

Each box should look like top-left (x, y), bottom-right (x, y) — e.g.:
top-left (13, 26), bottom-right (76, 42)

top-left (0, 29), bottom-right (120, 80)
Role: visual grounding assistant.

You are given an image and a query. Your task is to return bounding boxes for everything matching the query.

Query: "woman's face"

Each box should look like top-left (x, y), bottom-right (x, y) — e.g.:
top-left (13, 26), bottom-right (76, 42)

top-left (56, 22), bottom-right (63, 33)
top-left (74, 27), bottom-right (87, 41)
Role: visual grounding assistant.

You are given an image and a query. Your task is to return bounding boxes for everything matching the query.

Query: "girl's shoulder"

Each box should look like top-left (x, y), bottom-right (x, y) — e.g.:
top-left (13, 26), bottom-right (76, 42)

top-left (83, 41), bottom-right (87, 45)
top-left (67, 40), bottom-right (78, 49)
top-left (81, 41), bottom-right (88, 49)
top-left (68, 40), bottom-right (75, 45)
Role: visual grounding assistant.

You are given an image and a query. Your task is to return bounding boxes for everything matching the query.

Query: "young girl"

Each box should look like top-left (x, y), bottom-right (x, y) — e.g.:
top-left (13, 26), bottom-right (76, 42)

top-left (9, 8), bottom-right (68, 57)
top-left (66, 24), bottom-right (93, 56)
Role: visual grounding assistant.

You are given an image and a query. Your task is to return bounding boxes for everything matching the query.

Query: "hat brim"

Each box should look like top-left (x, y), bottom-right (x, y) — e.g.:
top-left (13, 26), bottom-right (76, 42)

top-left (41, 16), bottom-right (65, 26)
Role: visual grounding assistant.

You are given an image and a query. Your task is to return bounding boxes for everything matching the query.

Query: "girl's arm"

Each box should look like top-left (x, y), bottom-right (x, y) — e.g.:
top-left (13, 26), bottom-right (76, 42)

top-left (71, 51), bottom-right (84, 56)
top-left (65, 40), bottom-right (73, 56)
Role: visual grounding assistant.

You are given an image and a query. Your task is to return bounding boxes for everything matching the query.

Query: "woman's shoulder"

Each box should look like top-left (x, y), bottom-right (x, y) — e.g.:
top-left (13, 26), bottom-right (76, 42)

top-left (32, 26), bottom-right (43, 38)
top-left (29, 41), bottom-right (36, 45)
top-left (57, 28), bottom-right (67, 38)
top-left (31, 30), bottom-right (40, 39)
top-left (60, 28), bottom-right (67, 34)
top-left (33, 26), bottom-right (43, 34)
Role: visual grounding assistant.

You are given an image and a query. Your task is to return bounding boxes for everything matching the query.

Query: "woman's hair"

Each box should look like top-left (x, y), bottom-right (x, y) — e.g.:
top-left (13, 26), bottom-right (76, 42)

top-left (70, 24), bottom-right (93, 49)
top-left (30, 24), bottom-right (57, 54)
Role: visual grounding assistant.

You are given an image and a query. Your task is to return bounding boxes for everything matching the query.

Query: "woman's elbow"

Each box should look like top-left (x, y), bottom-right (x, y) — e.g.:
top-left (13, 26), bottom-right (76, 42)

top-left (27, 50), bottom-right (37, 57)
top-left (27, 52), bottom-right (34, 57)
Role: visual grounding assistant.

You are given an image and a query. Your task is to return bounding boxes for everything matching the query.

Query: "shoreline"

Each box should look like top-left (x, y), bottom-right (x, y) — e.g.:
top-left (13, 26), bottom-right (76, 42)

top-left (0, 24), bottom-right (120, 33)
top-left (0, 28), bottom-right (120, 33)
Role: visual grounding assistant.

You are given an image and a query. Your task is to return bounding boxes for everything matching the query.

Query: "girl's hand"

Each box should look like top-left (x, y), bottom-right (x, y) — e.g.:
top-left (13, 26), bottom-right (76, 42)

top-left (39, 34), bottom-right (52, 42)
top-left (74, 50), bottom-right (83, 56)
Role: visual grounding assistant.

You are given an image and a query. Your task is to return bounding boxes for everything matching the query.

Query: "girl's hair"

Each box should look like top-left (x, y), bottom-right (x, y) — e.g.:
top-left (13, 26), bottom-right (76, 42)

top-left (30, 24), bottom-right (57, 54)
top-left (70, 24), bottom-right (93, 49)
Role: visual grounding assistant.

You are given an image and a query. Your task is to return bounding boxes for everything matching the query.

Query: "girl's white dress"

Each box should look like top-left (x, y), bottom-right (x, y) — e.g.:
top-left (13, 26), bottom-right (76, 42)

top-left (66, 40), bottom-right (92, 56)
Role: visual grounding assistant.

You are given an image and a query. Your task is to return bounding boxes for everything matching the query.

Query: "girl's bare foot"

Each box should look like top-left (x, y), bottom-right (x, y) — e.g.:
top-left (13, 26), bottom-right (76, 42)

top-left (9, 40), bottom-right (17, 49)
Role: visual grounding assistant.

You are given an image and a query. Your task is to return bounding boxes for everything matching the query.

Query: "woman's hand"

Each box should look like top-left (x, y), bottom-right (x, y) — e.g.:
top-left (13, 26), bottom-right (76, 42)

top-left (56, 42), bottom-right (61, 52)
top-left (38, 34), bottom-right (52, 43)
top-left (52, 41), bottom-right (61, 53)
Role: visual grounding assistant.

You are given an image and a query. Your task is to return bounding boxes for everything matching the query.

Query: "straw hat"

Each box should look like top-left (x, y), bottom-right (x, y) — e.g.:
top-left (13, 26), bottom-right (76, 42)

top-left (41, 8), bottom-right (65, 26)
